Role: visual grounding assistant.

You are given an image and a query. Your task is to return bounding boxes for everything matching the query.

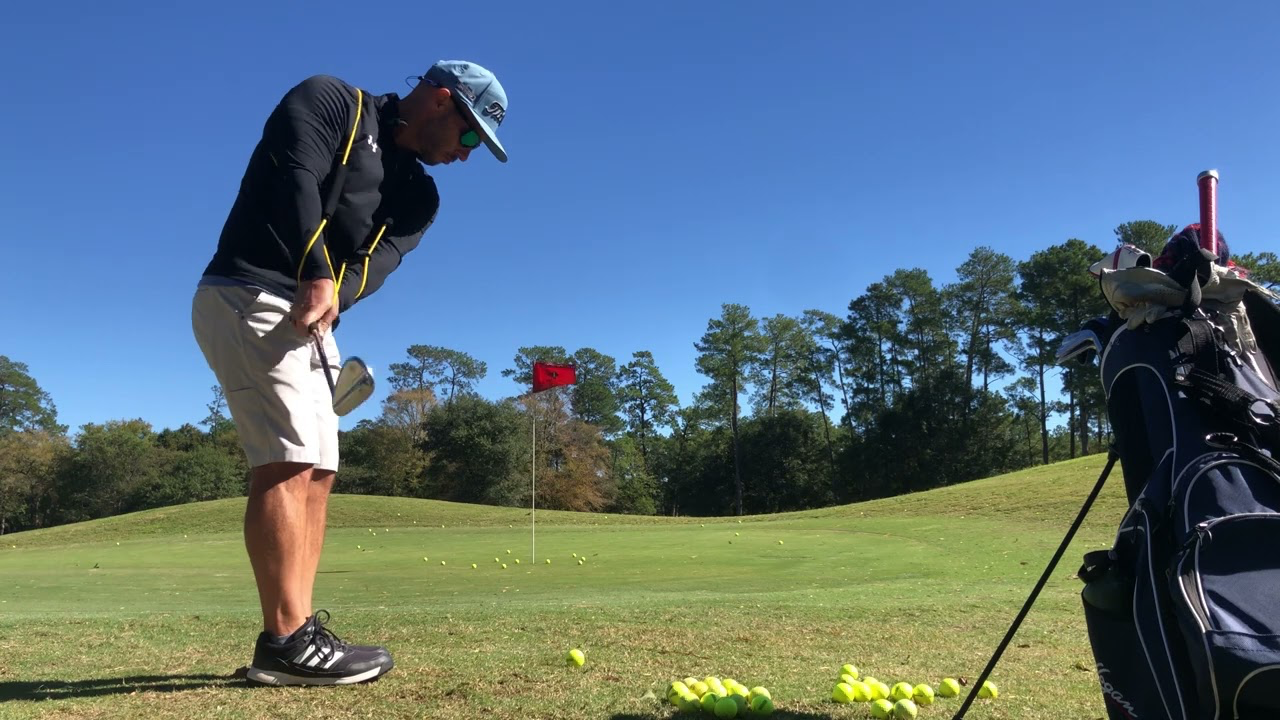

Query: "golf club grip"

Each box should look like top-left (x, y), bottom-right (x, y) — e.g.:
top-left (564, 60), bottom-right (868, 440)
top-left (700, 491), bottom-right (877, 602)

top-left (312, 329), bottom-right (337, 397)
top-left (1197, 170), bottom-right (1218, 258)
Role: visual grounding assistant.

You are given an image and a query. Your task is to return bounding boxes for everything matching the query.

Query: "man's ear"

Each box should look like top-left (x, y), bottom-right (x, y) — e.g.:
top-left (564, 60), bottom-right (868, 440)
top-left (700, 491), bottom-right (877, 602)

top-left (431, 87), bottom-right (453, 110)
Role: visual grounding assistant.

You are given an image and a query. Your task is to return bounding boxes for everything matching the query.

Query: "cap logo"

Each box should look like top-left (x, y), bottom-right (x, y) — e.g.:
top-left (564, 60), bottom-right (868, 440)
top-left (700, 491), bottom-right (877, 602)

top-left (454, 82), bottom-right (477, 103)
top-left (482, 101), bottom-right (506, 126)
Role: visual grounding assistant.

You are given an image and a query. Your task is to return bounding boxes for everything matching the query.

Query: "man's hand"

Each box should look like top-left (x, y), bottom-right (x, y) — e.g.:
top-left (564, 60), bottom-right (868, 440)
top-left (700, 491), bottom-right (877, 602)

top-left (291, 278), bottom-right (337, 337)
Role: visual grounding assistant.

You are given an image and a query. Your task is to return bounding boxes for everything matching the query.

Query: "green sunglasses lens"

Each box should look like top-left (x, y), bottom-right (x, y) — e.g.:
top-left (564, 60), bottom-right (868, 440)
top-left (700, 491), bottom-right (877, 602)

top-left (461, 130), bottom-right (481, 149)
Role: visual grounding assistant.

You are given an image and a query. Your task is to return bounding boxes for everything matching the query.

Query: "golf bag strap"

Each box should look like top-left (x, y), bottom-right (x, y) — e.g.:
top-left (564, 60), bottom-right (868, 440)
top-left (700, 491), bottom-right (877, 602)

top-left (1174, 314), bottom-right (1221, 397)
top-left (1176, 316), bottom-right (1219, 374)
top-left (1186, 368), bottom-right (1278, 424)
top-left (1175, 316), bottom-right (1280, 435)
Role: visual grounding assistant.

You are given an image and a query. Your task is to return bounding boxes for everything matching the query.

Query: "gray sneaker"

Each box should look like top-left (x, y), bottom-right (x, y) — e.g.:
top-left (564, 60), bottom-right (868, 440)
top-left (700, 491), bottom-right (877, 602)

top-left (246, 610), bottom-right (394, 686)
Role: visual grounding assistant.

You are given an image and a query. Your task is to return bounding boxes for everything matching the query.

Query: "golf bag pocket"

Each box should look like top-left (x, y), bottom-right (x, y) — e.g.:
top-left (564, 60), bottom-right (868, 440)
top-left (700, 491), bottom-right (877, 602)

top-left (1172, 451), bottom-right (1280, 546)
top-left (1173, 512), bottom-right (1280, 719)
top-left (1079, 549), bottom-right (1187, 720)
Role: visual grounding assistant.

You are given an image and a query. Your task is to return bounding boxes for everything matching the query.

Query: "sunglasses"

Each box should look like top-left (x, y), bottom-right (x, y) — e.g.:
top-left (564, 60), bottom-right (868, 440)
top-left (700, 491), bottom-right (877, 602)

top-left (459, 124), bottom-right (481, 150)
top-left (417, 76), bottom-right (483, 149)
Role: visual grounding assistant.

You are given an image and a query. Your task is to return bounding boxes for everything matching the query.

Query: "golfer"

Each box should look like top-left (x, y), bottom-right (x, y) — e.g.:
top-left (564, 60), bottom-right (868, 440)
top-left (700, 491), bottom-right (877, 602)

top-left (191, 60), bottom-right (509, 686)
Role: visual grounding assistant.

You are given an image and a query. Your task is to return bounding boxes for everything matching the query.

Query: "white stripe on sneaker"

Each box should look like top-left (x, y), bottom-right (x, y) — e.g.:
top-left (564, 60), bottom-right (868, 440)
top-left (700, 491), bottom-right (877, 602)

top-left (321, 650), bottom-right (346, 669)
top-left (246, 664), bottom-right (385, 686)
top-left (293, 645), bottom-right (315, 664)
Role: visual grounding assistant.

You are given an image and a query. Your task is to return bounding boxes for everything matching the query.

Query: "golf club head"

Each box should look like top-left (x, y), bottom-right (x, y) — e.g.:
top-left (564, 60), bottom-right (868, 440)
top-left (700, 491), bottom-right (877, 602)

top-left (333, 356), bottom-right (375, 416)
top-left (1056, 328), bottom-right (1103, 367)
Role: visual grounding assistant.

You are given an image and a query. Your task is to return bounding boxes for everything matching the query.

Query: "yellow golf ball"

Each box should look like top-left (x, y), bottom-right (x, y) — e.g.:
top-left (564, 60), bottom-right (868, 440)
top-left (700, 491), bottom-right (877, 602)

top-left (832, 682), bottom-right (855, 704)
top-left (713, 696), bottom-right (738, 718)
top-left (870, 698), bottom-right (894, 719)
top-left (749, 694), bottom-right (774, 716)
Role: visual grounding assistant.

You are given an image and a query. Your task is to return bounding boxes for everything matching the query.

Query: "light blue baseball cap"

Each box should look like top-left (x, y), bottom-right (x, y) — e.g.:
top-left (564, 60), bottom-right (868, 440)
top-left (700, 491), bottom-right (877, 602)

top-left (424, 60), bottom-right (508, 163)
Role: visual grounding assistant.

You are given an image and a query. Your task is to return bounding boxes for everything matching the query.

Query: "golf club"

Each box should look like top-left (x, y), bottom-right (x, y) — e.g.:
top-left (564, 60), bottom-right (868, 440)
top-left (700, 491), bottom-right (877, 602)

top-left (311, 328), bottom-right (376, 416)
top-left (1055, 327), bottom-right (1103, 366)
top-left (1055, 316), bottom-right (1111, 367)
top-left (1197, 169), bottom-right (1218, 258)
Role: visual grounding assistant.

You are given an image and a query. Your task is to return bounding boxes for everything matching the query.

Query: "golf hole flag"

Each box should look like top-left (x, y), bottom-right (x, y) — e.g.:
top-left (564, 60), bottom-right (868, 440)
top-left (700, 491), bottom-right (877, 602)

top-left (528, 361), bottom-right (577, 564)
top-left (532, 362), bottom-right (576, 393)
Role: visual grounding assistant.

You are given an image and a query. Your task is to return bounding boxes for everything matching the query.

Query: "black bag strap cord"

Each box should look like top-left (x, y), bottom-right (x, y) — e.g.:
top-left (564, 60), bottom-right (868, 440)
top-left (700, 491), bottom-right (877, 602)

top-left (951, 448), bottom-right (1120, 720)
top-left (1174, 316), bottom-right (1280, 438)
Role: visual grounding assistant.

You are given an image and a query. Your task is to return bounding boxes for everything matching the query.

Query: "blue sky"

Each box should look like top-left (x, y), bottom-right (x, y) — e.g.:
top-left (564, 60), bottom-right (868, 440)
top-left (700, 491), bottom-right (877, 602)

top-left (4, 0), bottom-right (1279, 436)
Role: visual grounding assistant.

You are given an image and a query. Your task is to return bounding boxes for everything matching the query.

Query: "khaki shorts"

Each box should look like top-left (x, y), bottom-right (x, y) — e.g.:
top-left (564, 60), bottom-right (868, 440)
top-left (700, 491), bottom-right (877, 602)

top-left (191, 282), bottom-right (339, 471)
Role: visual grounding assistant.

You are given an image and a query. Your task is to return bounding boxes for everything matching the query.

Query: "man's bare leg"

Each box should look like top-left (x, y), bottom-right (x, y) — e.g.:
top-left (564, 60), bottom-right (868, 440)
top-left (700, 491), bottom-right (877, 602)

top-left (243, 460), bottom-right (392, 686)
top-left (300, 470), bottom-right (335, 612)
top-left (245, 461), bottom-right (316, 637)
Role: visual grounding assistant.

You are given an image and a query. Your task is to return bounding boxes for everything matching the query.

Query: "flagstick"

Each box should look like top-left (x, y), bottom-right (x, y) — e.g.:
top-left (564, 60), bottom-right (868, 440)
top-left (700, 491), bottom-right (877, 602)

top-left (531, 408), bottom-right (536, 565)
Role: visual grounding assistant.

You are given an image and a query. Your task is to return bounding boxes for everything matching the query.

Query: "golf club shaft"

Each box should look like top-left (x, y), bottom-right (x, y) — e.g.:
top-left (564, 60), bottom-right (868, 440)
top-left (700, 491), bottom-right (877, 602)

top-left (312, 329), bottom-right (336, 398)
top-left (951, 448), bottom-right (1119, 720)
top-left (1197, 170), bottom-right (1219, 258)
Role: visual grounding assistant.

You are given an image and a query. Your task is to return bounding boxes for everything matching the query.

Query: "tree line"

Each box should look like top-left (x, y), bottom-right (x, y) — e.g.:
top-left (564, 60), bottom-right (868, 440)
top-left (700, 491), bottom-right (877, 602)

top-left (2, 224), bottom-right (1276, 533)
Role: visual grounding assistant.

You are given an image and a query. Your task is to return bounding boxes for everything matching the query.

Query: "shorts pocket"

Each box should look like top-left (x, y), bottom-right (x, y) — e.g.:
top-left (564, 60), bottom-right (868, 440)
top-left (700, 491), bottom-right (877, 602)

top-left (240, 290), bottom-right (293, 340)
top-left (223, 386), bottom-right (263, 425)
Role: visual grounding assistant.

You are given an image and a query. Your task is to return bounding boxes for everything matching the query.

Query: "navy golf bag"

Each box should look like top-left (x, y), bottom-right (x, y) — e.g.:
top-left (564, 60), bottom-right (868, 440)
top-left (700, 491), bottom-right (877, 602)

top-left (1074, 230), bottom-right (1280, 719)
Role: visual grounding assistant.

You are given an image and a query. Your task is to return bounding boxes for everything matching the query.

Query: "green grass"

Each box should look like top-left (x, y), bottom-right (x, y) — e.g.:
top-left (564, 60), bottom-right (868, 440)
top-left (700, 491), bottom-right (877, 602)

top-left (0, 455), bottom-right (1126, 719)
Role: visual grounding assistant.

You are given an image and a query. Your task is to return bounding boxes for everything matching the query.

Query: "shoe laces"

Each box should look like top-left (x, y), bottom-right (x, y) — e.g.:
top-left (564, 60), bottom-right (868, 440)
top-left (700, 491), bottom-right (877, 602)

top-left (307, 609), bottom-right (350, 659)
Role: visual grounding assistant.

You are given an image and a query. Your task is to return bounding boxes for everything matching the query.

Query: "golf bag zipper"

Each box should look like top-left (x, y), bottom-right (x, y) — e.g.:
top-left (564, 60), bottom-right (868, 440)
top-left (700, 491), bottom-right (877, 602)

top-left (1180, 512), bottom-right (1280, 635)
top-left (1182, 509), bottom-right (1274, 632)
top-left (1175, 512), bottom-right (1280, 720)
top-left (1176, 521), bottom-right (1214, 635)
top-left (1176, 454), bottom-right (1280, 531)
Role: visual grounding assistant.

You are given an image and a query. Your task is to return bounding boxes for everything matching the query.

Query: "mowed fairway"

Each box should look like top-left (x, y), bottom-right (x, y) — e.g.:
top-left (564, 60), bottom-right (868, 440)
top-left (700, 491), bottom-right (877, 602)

top-left (0, 455), bottom-right (1127, 719)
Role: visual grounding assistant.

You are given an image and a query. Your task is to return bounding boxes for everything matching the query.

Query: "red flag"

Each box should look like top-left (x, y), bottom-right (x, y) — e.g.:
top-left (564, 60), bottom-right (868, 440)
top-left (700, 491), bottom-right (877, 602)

top-left (532, 362), bottom-right (576, 393)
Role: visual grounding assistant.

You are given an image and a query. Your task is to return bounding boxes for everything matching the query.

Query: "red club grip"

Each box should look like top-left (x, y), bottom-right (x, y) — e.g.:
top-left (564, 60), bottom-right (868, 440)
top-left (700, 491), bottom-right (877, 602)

top-left (1197, 169), bottom-right (1219, 259)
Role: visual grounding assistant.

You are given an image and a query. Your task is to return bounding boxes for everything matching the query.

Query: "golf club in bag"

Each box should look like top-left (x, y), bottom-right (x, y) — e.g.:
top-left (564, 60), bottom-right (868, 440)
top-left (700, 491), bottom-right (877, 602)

top-left (311, 328), bottom-right (376, 417)
top-left (953, 170), bottom-right (1280, 719)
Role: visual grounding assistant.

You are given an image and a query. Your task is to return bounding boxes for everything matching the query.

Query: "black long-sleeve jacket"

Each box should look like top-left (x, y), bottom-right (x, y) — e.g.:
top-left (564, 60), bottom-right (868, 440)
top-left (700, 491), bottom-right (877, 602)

top-left (202, 75), bottom-right (439, 313)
